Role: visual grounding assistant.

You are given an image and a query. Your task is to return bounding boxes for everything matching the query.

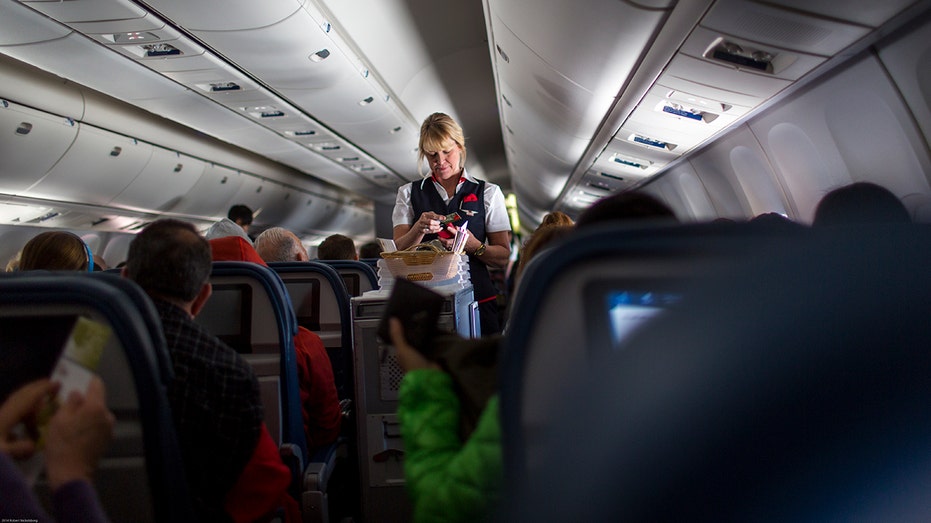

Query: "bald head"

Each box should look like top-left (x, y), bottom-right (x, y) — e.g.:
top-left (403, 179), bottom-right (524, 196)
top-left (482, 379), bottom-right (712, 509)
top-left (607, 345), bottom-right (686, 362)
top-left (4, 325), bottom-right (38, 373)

top-left (254, 227), bottom-right (308, 262)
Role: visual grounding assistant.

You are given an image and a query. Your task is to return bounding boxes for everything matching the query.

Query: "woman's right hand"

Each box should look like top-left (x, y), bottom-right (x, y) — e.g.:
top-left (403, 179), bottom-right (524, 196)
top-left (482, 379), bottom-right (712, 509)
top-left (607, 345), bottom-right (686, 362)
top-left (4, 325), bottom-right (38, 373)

top-left (414, 212), bottom-right (445, 236)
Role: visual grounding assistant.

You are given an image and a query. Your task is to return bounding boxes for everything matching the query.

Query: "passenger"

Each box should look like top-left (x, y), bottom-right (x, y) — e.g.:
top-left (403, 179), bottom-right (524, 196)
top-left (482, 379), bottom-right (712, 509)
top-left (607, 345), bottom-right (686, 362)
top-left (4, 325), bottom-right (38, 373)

top-left (208, 236), bottom-right (342, 451)
top-left (812, 182), bottom-right (911, 227)
top-left (748, 212), bottom-right (804, 231)
top-left (538, 210), bottom-right (575, 228)
top-left (317, 234), bottom-right (358, 261)
top-left (358, 240), bottom-right (383, 259)
top-left (513, 225), bottom-right (575, 286)
top-left (0, 377), bottom-right (114, 523)
top-left (227, 204), bottom-right (254, 235)
top-left (122, 219), bottom-right (296, 522)
top-left (575, 191), bottom-right (677, 228)
top-left (5, 251), bottom-right (21, 272)
top-left (389, 319), bottom-right (502, 523)
top-left (392, 112), bottom-right (512, 335)
top-left (91, 254), bottom-right (108, 272)
top-left (254, 227), bottom-right (309, 263)
top-left (17, 231), bottom-right (94, 271)
top-left (205, 217), bottom-right (253, 245)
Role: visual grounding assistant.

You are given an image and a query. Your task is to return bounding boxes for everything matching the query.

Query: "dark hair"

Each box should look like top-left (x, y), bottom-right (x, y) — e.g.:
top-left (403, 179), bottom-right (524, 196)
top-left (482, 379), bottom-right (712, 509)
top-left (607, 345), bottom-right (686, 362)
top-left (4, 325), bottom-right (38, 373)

top-left (575, 192), bottom-right (677, 228)
top-left (124, 219), bottom-right (212, 302)
top-left (317, 234), bottom-right (357, 260)
top-left (358, 241), bottom-right (383, 259)
top-left (515, 225), bottom-right (574, 281)
top-left (19, 231), bottom-right (90, 271)
top-left (227, 204), bottom-right (254, 226)
top-left (813, 182), bottom-right (911, 227)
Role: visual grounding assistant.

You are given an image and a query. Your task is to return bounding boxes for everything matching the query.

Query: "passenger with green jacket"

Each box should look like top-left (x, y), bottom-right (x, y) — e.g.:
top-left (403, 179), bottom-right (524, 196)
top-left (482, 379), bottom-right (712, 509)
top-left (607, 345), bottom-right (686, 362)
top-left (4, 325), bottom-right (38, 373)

top-left (388, 319), bottom-right (503, 523)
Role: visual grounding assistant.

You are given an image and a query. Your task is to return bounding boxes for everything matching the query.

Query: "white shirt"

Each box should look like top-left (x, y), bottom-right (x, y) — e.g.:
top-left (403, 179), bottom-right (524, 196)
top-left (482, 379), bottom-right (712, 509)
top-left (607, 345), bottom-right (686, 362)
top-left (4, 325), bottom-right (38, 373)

top-left (392, 169), bottom-right (512, 233)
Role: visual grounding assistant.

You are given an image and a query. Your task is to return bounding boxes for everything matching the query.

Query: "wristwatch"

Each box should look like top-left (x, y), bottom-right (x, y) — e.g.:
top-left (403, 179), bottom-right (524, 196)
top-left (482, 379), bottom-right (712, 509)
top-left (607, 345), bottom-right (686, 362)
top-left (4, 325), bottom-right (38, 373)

top-left (473, 243), bottom-right (487, 256)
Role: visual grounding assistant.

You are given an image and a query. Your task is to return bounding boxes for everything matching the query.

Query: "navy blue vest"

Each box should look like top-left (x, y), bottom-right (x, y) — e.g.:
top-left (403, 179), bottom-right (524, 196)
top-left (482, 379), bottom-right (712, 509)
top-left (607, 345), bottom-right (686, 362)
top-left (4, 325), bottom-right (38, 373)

top-left (410, 178), bottom-right (496, 302)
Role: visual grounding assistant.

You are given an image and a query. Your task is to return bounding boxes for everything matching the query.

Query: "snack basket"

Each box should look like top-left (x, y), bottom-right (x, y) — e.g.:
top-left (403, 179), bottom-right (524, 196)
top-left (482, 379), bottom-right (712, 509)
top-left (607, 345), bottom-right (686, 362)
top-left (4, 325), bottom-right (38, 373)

top-left (380, 243), bottom-right (461, 282)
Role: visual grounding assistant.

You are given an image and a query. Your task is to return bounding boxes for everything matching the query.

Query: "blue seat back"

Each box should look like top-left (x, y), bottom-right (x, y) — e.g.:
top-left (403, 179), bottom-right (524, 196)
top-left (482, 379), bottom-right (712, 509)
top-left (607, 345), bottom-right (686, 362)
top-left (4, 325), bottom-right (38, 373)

top-left (503, 221), bottom-right (804, 486)
top-left (196, 261), bottom-right (305, 460)
top-left (318, 259), bottom-right (379, 296)
top-left (0, 272), bottom-right (195, 522)
top-left (268, 261), bottom-right (354, 402)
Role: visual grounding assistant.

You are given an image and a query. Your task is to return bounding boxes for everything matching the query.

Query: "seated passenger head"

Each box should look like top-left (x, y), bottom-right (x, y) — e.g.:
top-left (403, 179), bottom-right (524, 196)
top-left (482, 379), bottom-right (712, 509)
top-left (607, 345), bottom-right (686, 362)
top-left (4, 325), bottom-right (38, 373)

top-left (227, 204), bottom-right (254, 232)
top-left (575, 192), bottom-right (677, 229)
top-left (204, 216), bottom-right (253, 244)
top-left (358, 240), bottom-right (383, 259)
top-left (539, 211), bottom-right (575, 228)
top-left (813, 182), bottom-right (911, 227)
top-left (18, 230), bottom-right (93, 271)
top-left (254, 227), bottom-right (308, 262)
top-left (209, 235), bottom-right (268, 266)
top-left (317, 234), bottom-right (357, 261)
top-left (515, 225), bottom-right (575, 283)
top-left (123, 219), bottom-right (212, 303)
top-left (748, 212), bottom-right (804, 231)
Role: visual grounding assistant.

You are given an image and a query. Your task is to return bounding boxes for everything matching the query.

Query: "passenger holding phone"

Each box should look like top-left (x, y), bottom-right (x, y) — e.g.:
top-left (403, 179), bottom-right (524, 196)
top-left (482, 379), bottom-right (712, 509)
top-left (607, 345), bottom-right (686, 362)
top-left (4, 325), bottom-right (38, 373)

top-left (391, 112), bottom-right (511, 335)
top-left (387, 317), bottom-right (503, 523)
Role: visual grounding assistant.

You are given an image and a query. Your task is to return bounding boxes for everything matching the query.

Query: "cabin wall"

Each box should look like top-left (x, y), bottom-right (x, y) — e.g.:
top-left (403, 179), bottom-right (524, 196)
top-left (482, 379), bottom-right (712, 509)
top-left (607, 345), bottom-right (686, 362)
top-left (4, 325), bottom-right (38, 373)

top-left (641, 15), bottom-right (931, 224)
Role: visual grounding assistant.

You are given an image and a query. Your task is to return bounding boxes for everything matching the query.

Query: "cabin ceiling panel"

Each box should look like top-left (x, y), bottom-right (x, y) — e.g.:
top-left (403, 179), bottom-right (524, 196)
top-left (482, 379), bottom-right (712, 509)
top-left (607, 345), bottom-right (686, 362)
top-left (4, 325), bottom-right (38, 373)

top-left (701, 0), bottom-right (871, 57)
top-left (141, 0), bottom-right (302, 31)
top-left (23, 123), bottom-right (154, 206)
top-left (110, 146), bottom-right (206, 212)
top-left (665, 55), bottom-right (792, 99)
top-left (0, 0), bottom-right (71, 45)
top-left (0, 101), bottom-right (79, 195)
top-left (488, 0), bottom-right (670, 97)
top-left (22, 0), bottom-right (146, 23)
top-left (759, 0), bottom-right (920, 28)
top-left (655, 74), bottom-right (763, 110)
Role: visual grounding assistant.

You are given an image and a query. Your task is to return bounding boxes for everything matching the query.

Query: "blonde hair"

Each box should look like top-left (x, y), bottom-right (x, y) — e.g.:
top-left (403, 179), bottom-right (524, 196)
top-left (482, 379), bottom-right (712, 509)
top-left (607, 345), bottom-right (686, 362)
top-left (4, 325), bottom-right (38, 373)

top-left (539, 211), bottom-right (575, 228)
top-left (418, 112), bottom-right (467, 177)
top-left (19, 231), bottom-right (90, 271)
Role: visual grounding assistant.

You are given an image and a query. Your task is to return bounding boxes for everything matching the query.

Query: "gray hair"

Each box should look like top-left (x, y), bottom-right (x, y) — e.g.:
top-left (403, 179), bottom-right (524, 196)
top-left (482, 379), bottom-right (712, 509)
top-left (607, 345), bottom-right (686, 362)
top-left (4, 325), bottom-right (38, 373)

top-left (255, 227), bottom-right (307, 262)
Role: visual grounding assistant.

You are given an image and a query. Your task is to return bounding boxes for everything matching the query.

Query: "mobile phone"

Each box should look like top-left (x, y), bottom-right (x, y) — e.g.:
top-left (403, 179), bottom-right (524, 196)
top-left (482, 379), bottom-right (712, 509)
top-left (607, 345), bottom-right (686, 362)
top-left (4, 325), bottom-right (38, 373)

top-left (377, 278), bottom-right (444, 358)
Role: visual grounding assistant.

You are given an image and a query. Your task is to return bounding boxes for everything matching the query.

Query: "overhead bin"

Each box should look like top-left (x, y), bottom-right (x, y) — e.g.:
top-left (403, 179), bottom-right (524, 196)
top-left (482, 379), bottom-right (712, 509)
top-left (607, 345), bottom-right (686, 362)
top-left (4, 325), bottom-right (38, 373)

top-left (491, 17), bottom-right (616, 141)
top-left (877, 18), bottom-right (931, 152)
top-left (168, 163), bottom-right (245, 218)
top-left (0, 101), bottom-right (79, 195)
top-left (23, 123), bottom-right (153, 206)
top-left (488, 0), bottom-right (670, 98)
top-left (110, 146), bottom-right (206, 213)
top-left (142, 0), bottom-right (301, 31)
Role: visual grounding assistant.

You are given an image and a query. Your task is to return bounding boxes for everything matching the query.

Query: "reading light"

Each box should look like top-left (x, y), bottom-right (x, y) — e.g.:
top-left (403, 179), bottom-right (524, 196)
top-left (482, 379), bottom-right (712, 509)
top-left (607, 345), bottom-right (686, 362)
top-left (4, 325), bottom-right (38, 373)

top-left (391, 126), bottom-right (402, 134)
top-left (359, 96), bottom-right (374, 106)
top-left (309, 49), bottom-right (330, 62)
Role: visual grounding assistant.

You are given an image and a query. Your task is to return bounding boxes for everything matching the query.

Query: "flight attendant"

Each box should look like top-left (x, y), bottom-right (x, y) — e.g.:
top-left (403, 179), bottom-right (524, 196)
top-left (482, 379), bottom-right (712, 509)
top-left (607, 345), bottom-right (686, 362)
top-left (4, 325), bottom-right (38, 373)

top-left (392, 112), bottom-right (511, 335)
